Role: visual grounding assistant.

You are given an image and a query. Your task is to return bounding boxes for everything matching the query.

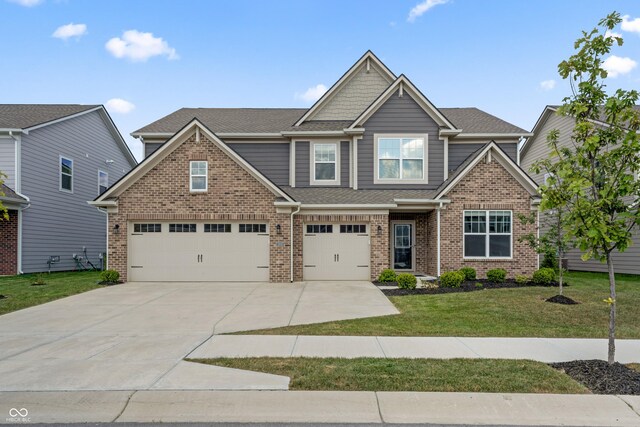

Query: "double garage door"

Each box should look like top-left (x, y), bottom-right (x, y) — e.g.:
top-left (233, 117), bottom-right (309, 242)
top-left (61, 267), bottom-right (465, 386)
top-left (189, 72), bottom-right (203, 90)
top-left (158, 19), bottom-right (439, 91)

top-left (128, 222), bottom-right (269, 282)
top-left (303, 223), bottom-right (370, 281)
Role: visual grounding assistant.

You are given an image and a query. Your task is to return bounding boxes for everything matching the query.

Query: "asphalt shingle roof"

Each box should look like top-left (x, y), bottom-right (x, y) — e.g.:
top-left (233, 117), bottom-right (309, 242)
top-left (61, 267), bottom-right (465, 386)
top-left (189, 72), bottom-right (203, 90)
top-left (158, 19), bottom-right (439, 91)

top-left (0, 184), bottom-right (28, 203)
top-left (440, 108), bottom-right (528, 134)
top-left (0, 104), bottom-right (99, 129)
top-left (280, 187), bottom-right (437, 205)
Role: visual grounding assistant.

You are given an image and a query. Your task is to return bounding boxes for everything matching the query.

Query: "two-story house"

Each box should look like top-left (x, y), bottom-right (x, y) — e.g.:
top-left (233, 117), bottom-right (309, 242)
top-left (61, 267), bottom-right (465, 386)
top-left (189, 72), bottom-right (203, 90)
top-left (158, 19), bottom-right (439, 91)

top-left (0, 105), bottom-right (137, 275)
top-left (93, 51), bottom-right (540, 282)
top-left (521, 105), bottom-right (640, 275)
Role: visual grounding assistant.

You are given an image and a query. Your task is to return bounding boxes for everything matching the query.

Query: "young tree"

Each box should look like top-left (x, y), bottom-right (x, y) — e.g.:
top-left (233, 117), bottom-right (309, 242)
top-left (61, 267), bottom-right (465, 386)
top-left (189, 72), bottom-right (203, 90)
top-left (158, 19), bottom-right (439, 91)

top-left (535, 12), bottom-right (640, 364)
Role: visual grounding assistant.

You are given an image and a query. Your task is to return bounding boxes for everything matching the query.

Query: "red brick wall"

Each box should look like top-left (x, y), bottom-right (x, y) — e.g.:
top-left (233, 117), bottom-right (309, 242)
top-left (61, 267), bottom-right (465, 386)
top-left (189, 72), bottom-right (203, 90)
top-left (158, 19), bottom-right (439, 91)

top-left (0, 210), bottom-right (18, 275)
top-left (108, 131), bottom-right (290, 282)
top-left (439, 156), bottom-right (537, 278)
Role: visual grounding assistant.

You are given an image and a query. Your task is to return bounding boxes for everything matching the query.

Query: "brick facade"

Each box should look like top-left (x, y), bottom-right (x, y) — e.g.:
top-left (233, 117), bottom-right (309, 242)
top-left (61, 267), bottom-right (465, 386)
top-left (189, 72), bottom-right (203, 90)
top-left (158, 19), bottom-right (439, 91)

top-left (108, 132), bottom-right (291, 282)
top-left (0, 210), bottom-right (18, 275)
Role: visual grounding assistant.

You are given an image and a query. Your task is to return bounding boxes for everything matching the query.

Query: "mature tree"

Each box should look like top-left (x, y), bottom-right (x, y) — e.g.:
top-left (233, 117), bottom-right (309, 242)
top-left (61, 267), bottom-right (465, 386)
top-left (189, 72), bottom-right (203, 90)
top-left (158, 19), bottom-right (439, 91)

top-left (532, 12), bottom-right (640, 364)
top-left (0, 171), bottom-right (8, 221)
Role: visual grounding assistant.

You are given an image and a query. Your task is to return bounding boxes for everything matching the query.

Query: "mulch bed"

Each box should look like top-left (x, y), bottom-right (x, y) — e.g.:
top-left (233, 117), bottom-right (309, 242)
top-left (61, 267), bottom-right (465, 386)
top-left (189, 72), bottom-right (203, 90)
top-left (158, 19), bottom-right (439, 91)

top-left (0, 295), bottom-right (5, 300)
top-left (97, 281), bottom-right (124, 286)
top-left (550, 360), bottom-right (640, 395)
top-left (374, 279), bottom-right (563, 296)
top-left (546, 294), bottom-right (580, 305)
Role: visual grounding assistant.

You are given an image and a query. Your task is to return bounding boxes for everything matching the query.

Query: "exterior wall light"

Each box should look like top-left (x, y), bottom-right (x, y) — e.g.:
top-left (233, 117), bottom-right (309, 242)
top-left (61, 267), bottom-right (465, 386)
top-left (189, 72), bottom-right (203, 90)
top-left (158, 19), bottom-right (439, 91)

top-left (276, 224), bottom-right (282, 234)
top-left (377, 225), bottom-right (382, 236)
top-left (113, 224), bottom-right (120, 234)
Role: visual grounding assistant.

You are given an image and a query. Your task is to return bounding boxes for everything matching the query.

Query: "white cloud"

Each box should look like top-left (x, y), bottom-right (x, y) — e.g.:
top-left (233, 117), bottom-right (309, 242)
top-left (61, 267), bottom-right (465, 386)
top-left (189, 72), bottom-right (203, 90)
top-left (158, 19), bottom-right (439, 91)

top-left (105, 98), bottom-right (135, 114)
top-left (407, 0), bottom-right (449, 23)
top-left (295, 84), bottom-right (327, 103)
top-left (621, 15), bottom-right (640, 33)
top-left (602, 55), bottom-right (637, 78)
top-left (539, 80), bottom-right (556, 91)
top-left (52, 23), bottom-right (87, 40)
top-left (105, 30), bottom-right (178, 62)
top-left (7, 0), bottom-right (43, 6)
top-left (605, 30), bottom-right (622, 39)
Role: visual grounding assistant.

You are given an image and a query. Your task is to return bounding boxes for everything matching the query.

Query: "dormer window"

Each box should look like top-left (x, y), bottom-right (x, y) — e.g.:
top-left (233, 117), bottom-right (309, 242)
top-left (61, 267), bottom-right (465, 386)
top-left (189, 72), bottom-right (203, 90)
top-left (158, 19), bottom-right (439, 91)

top-left (311, 142), bottom-right (340, 185)
top-left (374, 134), bottom-right (428, 184)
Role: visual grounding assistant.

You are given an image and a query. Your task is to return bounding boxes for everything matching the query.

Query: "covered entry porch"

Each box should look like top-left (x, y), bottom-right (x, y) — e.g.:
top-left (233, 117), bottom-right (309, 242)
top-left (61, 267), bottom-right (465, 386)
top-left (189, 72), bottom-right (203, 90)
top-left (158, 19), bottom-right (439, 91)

top-left (388, 211), bottom-right (438, 277)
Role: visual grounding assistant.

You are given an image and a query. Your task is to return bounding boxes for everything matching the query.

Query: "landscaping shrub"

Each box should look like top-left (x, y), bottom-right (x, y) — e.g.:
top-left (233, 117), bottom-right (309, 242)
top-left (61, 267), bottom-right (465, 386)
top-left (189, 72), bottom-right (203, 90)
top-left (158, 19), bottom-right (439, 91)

top-left (378, 268), bottom-right (397, 283)
top-left (439, 271), bottom-right (465, 288)
top-left (459, 267), bottom-right (476, 281)
top-left (475, 282), bottom-right (484, 288)
top-left (541, 250), bottom-right (558, 271)
top-left (100, 269), bottom-right (120, 283)
top-left (532, 268), bottom-right (556, 285)
top-left (515, 275), bottom-right (530, 285)
top-left (396, 273), bottom-right (417, 289)
top-left (486, 268), bottom-right (507, 283)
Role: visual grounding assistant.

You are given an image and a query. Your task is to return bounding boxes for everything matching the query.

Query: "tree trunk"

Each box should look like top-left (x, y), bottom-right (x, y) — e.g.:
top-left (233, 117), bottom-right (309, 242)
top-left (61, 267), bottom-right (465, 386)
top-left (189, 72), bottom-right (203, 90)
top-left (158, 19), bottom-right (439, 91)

top-left (606, 252), bottom-right (616, 364)
top-left (557, 215), bottom-right (563, 295)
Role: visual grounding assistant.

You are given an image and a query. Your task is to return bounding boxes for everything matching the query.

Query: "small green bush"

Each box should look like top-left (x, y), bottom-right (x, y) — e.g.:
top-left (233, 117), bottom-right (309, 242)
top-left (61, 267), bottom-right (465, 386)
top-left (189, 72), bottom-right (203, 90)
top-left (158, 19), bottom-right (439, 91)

top-left (515, 274), bottom-right (530, 285)
top-left (486, 268), bottom-right (507, 283)
top-left (100, 269), bottom-right (120, 283)
top-left (378, 268), bottom-right (397, 283)
top-left (475, 282), bottom-right (484, 288)
top-left (439, 271), bottom-right (465, 288)
top-left (541, 251), bottom-right (558, 270)
top-left (31, 274), bottom-right (47, 286)
top-left (532, 268), bottom-right (556, 285)
top-left (458, 267), bottom-right (476, 281)
top-left (396, 273), bottom-right (417, 289)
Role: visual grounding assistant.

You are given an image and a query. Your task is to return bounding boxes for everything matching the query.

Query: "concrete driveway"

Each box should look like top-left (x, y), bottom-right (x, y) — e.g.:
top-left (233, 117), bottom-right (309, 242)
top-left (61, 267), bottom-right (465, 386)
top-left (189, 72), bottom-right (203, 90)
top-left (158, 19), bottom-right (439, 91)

top-left (0, 281), bottom-right (398, 391)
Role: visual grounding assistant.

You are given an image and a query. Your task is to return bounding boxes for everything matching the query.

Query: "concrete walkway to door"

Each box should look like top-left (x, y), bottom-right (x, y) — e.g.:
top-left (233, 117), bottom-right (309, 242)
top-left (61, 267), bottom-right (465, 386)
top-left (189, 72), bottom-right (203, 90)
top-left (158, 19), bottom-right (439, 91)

top-left (0, 281), bottom-right (397, 391)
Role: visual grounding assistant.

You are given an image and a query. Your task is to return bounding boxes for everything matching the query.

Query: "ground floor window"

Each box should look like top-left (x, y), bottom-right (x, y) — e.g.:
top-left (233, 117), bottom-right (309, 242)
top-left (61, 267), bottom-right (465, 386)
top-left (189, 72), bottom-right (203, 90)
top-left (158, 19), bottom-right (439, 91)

top-left (463, 210), bottom-right (512, 258)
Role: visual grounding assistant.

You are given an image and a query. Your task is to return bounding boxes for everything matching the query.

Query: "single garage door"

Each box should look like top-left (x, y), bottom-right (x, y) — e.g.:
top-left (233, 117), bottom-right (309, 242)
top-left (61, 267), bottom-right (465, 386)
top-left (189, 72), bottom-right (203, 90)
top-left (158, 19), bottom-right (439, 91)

top-left (128, 222), bottom-right (269, 282)
top-left (303, 223), bottom-right (370, 281)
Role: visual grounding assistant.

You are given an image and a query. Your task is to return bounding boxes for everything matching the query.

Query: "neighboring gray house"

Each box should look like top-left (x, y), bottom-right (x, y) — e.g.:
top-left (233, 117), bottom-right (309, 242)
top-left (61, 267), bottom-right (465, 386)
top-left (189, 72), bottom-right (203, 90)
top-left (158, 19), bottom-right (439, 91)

top-left (520, 105), bottom-right (640, 275)
top-left (0, 105), bottom-right (136, 274)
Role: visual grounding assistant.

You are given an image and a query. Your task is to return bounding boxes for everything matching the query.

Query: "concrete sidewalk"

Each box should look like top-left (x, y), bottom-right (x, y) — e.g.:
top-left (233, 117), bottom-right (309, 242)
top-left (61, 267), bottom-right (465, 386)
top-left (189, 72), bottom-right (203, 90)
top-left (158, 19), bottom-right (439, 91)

top-left (189, 335), bottom-right (640, 363)
top-left (1, 390), bottom-right (638, 425)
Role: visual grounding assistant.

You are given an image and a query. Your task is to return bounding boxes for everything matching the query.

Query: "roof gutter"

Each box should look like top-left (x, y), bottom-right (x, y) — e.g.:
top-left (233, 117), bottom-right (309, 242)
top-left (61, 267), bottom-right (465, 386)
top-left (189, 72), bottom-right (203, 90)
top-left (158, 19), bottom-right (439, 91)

top-left (88, 200), bottom-right (117, 208)
top-left (394, 198), bottom-right (451, 204)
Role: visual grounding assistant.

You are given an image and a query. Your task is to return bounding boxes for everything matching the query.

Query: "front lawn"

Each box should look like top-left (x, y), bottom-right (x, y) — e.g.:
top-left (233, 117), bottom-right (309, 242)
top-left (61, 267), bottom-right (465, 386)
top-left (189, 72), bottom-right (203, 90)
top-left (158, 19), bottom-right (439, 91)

top-left (241, 271), bottom-right (640, 338)
top-left (189, 357), bottom-right (588, 394)
top-left (0, 271), bottom-right (102, 315)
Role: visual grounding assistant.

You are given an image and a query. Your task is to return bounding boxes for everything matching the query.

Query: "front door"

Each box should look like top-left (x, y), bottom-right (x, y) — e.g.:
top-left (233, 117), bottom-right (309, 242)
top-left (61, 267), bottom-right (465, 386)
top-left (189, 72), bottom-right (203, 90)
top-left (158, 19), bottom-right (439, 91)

top-left (393, 223), bottom-right (414, 271)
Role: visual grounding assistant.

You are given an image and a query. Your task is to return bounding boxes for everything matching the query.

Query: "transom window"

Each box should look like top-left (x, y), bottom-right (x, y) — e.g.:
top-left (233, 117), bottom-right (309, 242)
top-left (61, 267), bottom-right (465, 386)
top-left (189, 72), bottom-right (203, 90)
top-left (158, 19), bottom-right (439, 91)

top-left (169, 223), bottom-right (197, 233)
top-left (463, 210), bottom-right (512, 258)
top-left (340, 224), bottom-right (366, 234)
top-left (375, 135), bottom-right (427, 183)
top-left (306, 224), bottom-right (333, 234)
top-left (190, 161), bottom-right (208, 192)
top-left (204, 224), bottom-right (231, 233)
top-left (239, 224), bottom-right (267, 233)
top-left (98, 170), bottom-right (108, 194)
top-left (60, 156), bottom-right (73, 192)
top-left (134, 224), bottom-right (161, 233)
top-left (312, 143), bottom-right (339, 185)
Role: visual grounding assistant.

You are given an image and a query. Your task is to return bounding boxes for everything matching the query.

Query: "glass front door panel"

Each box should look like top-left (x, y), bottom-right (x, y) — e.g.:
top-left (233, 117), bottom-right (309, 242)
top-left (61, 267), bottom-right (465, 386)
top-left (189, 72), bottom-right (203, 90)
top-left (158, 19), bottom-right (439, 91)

top-left (393, 224), bottom-right (413, 270)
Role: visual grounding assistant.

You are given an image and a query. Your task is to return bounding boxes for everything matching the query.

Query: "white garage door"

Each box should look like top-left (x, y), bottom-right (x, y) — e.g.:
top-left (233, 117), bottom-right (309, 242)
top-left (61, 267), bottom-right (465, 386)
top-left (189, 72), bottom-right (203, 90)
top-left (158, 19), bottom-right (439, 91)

top-left (303, 223), bottom-right (370, 281)
top-left (128, 222), bottom-right (269, 282)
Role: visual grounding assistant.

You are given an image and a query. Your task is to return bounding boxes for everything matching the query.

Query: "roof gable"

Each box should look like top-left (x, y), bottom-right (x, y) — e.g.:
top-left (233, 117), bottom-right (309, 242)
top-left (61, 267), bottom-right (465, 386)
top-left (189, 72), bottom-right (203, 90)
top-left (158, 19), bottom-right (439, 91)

top-left (94, 119), bottom-right (294, 205)
top-left (0, 104), bottom-right (100, 130)
top-left (294, 51), bottom-right (396, 126)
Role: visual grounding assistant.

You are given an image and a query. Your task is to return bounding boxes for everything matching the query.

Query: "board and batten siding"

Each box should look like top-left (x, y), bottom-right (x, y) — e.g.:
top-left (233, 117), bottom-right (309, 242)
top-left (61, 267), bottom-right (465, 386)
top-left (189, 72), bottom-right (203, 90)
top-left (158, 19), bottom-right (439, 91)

top-left (358, 90), bottom-right (444, 189)
top-left (0, 136), bottom-right (16, 190)
top-left (227, 142), bottom-right (290, 187)
top-left (448, 142), bottom-right (518, 171)
top-left (20, 110), bottom-right (133, 273)
top-left (294, 140), bottom-right (350, 188)
top-left (521, 110), bottom-right (640, 275)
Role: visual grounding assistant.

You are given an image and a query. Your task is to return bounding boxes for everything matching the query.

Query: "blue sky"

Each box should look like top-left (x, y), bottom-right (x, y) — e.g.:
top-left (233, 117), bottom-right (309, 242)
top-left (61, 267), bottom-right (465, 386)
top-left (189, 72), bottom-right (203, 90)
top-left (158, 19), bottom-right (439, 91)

top-left (2, 0), bottom-right (639, 160)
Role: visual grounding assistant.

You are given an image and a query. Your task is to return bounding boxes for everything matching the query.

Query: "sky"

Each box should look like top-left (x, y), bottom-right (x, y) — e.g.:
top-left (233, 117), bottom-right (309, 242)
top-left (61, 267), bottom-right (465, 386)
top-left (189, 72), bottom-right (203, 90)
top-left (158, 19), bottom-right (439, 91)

top-left (1, 0), bottom-right (639, 161)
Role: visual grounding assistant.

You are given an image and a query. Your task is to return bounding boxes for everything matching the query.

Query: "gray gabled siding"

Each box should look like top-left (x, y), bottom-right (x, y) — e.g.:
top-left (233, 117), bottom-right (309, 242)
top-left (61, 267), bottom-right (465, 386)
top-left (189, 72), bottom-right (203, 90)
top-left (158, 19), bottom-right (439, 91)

top-left (358, 90), bottom-right (444, 189)
top-left (294, 140), bottom-right (350, 188)
top-left (20, 111), bottom-right (132, 273)
top-left (227, 142), bottom-right (290, 186)
top-left (144, 142), bottom-right (163, 158)
top-left (448, 142), bottom-right (518, 171)
top-left (0, 136), bottom-right (16, 189)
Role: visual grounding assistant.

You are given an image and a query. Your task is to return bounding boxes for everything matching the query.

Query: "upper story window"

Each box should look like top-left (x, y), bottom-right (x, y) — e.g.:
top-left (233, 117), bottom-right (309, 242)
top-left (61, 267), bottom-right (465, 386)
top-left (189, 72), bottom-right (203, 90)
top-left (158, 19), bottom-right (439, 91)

top-left (311, 142), bottom-right (340, 185)
top-left (374, 134), bottom-right (428, 184)
top-left (463, 210), bottom-right (512, 259)
top-left (60, 156), bottom-right (73, 192)
top-left (98, 170), bottom-right (108, 195)
top-left (190, 161), bottom-right (208, 192)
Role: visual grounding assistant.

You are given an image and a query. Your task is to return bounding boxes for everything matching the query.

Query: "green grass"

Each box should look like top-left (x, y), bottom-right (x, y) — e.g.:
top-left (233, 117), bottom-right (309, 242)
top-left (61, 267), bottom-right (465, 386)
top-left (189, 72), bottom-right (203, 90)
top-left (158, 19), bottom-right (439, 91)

top-left (629, 363), bottom-right (640, 373)
top-left (189, 357), bottom-right (588, 394)
top-left (0, 271), bottom-right (102, 315)
top-left (240, 271), bottom-right (640, 338)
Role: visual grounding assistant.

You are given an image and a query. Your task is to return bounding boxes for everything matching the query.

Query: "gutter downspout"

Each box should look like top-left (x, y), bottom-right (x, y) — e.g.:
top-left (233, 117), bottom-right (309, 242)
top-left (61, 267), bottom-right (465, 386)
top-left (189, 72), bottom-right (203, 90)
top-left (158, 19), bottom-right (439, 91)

top-left (436, 202), bottom-right (442, 277)
top-left (9, 130), bottom-right (31, 274)
top-left (290, 203), bottom-right (302, 282)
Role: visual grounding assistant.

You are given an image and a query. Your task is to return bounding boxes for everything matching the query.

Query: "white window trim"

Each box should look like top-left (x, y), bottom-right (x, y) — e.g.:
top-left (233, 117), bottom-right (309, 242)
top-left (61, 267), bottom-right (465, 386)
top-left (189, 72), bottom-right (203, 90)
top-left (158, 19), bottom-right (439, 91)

top-left (59, 155), bottom-right (73, 193)
top-left (189, 160), bottom-right (208, 192)
top-left (462, 210), bottom-right (513, 260)
top-left (98, 170), bottom-right (108, 194)
top-left (310, 141), bottom-right (341, 186)
top-left (373, 133), bottom-right (428, 185)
